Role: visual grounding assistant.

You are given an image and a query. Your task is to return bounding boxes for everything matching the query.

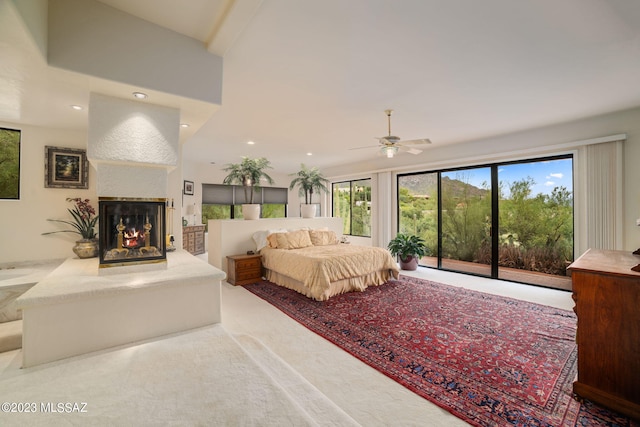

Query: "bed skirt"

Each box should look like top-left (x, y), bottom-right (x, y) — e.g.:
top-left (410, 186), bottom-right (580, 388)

top-left (263, 268), bottom-right (397, 301)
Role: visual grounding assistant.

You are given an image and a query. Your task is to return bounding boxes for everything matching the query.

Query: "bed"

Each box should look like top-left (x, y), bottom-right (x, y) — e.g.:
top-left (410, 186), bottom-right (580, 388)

top-left (254, 228), bottom-right (399, 301)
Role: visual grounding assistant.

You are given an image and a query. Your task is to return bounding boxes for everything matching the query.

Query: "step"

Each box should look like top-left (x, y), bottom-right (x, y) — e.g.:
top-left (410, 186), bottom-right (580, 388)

top-left (0, 320), bottom-right (22, 353)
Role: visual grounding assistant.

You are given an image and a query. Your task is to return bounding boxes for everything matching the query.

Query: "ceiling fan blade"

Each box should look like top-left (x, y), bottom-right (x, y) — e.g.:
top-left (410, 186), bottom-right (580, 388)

top-left (399, 138), bottom-right (432, 146)
top-left (405, 147), bottom-right (423, 155)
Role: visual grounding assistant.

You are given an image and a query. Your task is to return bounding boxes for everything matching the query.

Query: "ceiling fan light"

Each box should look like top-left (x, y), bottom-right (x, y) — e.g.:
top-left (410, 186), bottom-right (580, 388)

top-left (383, 145), bottom-right (398, 158)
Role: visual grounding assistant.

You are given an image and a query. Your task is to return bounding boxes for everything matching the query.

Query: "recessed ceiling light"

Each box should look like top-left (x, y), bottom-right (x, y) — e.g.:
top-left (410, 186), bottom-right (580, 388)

top-left (247, 141), bottom-right (255, 145)
top-left (132, 91), bottom-right (147, 99)
top-left (307, 152), bottom-right (313, 156)
top-left (70, 105), bottom-right (83, 110)
top-left (180, 123), bottom-right (190, 128)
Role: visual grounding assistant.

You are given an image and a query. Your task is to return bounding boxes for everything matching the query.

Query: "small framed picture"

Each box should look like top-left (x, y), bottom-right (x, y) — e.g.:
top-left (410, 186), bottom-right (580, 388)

top-left (45, 146), bottom-right (88, 189)
top-left (183, 180), bottom-right (194, 195)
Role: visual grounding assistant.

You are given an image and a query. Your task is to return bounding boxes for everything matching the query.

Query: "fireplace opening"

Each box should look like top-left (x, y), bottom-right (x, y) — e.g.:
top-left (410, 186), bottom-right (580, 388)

top-left (99, 198), bottom-right (166, 267)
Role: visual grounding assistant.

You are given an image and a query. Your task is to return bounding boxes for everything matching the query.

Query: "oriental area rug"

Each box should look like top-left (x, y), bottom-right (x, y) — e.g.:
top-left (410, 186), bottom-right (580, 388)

top-left (245, 276), bottom-right (633, 427)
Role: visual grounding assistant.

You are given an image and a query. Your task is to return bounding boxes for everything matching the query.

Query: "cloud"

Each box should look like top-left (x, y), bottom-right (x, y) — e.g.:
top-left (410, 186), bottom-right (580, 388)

top-left (544, 181), bottom-right (555, 186)
top-left (548, 173), bottom-right (563, 179)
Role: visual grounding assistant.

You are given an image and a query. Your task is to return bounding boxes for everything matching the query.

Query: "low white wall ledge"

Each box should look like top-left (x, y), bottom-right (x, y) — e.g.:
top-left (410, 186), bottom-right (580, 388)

top-left (16, 250), bottom-right (224, 367)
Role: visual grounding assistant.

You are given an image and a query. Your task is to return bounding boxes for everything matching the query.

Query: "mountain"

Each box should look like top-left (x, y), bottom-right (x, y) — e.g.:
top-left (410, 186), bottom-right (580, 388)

top-left (399, 174), bottom-right (489, 199)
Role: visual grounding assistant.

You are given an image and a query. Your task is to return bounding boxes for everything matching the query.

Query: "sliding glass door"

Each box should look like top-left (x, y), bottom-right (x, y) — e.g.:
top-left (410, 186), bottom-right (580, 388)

top-left (397, 155), bottom-right (573, 290)
top-left (440, 168), bottom-right (492, 276)
top-left (497, 158), bottom-right (573, 289)
top-left (398, 173), bottom-right (438, 268)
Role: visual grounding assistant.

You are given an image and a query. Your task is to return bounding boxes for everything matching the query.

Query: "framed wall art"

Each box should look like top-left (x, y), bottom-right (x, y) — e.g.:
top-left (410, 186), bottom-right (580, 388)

top-left (183, 180), bottom-right (194, 195)
top-left (45, 146), bottom-right (88, 189)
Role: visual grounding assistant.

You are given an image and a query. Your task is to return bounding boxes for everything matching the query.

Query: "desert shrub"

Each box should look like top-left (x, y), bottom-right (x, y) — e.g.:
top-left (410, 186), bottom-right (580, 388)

top-left (520, 246), bottom-right (570, 276)
top-left (475, 243), bottom-right (570, 276)
top-left (475, 244), bottom-right (571, 276)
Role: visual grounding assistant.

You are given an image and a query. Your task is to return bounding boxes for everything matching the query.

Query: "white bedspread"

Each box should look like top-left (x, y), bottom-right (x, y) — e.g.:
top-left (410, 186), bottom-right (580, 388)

top-left (261, 244), bottom-right (399, 300)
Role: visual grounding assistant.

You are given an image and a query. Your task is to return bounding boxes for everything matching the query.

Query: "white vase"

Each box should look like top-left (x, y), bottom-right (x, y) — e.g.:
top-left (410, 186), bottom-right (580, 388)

top-left (242, 204), bottom-right (261, 220)
top-left (300, 204), bottom-right (316, 218)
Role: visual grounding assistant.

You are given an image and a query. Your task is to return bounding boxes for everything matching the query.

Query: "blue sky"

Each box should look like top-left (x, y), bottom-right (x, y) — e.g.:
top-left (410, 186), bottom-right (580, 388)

top-left (444, 158), bottom-right (573, 197)
top-left (499, 158), bottom-right (573, 196)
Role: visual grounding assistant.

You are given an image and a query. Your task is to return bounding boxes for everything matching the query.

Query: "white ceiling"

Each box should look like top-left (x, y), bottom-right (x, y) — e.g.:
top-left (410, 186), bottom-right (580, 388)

top-left (3, 0), bottom-right (640, 175)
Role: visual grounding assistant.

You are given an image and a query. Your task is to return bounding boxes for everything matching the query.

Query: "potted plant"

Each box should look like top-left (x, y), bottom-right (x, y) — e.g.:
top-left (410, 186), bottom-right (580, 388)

top-left (43, 197), bottom-right (99, 258)
top-left (289, 163), bottom-right (330, 218)
top-left (222, 157), bottom-right (275, 220)
top-left (387, 233), bottom-right (429, 271)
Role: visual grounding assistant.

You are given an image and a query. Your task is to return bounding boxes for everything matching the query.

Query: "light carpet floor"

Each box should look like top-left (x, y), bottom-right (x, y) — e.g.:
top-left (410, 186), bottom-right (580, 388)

top-left (0, 257), bottom-right (574, 426)
top-left (0, 324), bottom-right (358, 426)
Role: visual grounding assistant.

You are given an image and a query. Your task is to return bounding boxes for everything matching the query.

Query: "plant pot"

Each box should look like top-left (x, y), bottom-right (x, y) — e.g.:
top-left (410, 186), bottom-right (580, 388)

top-left (242, 204), bottom-right (261, 220)
top-left (300, 204), bottom-right (317, 218)
top-left (73, 238), bottom-right (99, 259)
top-left (399, 256), bottom-right (419, 271)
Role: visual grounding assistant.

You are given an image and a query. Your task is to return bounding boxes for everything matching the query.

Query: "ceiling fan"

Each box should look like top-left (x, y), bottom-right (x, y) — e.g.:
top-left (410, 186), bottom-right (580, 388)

top-left (350, 109), bottom-right (431, 158)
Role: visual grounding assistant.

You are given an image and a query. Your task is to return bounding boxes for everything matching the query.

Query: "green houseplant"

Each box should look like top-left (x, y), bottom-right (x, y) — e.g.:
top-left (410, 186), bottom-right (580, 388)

top-left (43, 197), bottom-right (99, 258)
top-left (387, 233), bottom-right (429, 271)
top-left (222, 157), bottom-right (275, 219)
top-left (289, 163), bottom-right (330, 218)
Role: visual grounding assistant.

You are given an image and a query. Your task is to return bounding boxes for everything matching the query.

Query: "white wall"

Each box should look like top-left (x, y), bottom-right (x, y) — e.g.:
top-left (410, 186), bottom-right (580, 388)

top-left (47, 0), bottom-right (223, 104)
top-left (11, 0), bottom-right (48, 59)
top-left (208, 217), bottom-right (344, 272)
top-left (0, 122), bottom-right (94, 263)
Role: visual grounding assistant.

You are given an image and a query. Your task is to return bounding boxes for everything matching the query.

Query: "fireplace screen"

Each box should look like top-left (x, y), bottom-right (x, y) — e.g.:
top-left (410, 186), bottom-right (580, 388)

top-left (99, 198), bottom-right (166, 267)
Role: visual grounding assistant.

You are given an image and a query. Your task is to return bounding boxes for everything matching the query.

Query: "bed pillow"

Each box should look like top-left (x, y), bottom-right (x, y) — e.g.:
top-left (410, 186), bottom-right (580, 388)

top-left (274, 230), bottom-right (313, 250)
top-left (252, 230), bottom-right (270, 252)
top-left (309, 230), bottom-right (339, 246)
top-left (254, 229), bottom-right (287, 251)
top-left (266, 233), bottom-right (279, 248)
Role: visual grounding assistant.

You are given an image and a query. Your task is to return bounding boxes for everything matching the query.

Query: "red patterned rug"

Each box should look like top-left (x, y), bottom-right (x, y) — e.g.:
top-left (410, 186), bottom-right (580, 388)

top-left (245, 276), bottom-right (634, 427)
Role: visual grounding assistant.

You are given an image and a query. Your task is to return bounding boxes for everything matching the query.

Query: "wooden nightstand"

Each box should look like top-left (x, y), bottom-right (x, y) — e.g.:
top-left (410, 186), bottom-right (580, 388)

top-left (226, 254), bottom-right (262, 286)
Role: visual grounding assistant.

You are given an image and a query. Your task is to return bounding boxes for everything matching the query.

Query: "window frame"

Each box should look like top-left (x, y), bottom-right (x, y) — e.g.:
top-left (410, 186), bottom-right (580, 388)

top-left (396, 154), bottom-right (574, 289)
top-left (0, 127), bottom-right (21, 199)
top-left (332, 178), bottom-right (372, 237)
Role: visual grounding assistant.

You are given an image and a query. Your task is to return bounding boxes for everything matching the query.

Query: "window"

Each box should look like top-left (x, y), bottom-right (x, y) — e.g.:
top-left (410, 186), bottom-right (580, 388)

top-left (261, 187), bottom-right (288, 218)
top-left (201, 184), bottom-right (288, 225)
top-left (497, 157), bottom-right (573, 287)
top-left (332, 179), bottom-right (371, 237)
top-left (398, 155), bottom-right (573, 290)
top-left (0, 128), bottom-right (20, 199)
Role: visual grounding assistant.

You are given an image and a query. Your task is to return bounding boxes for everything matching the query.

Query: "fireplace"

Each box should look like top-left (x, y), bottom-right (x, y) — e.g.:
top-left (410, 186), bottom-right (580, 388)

top-left (99, 198), bottom-right (166, 268)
